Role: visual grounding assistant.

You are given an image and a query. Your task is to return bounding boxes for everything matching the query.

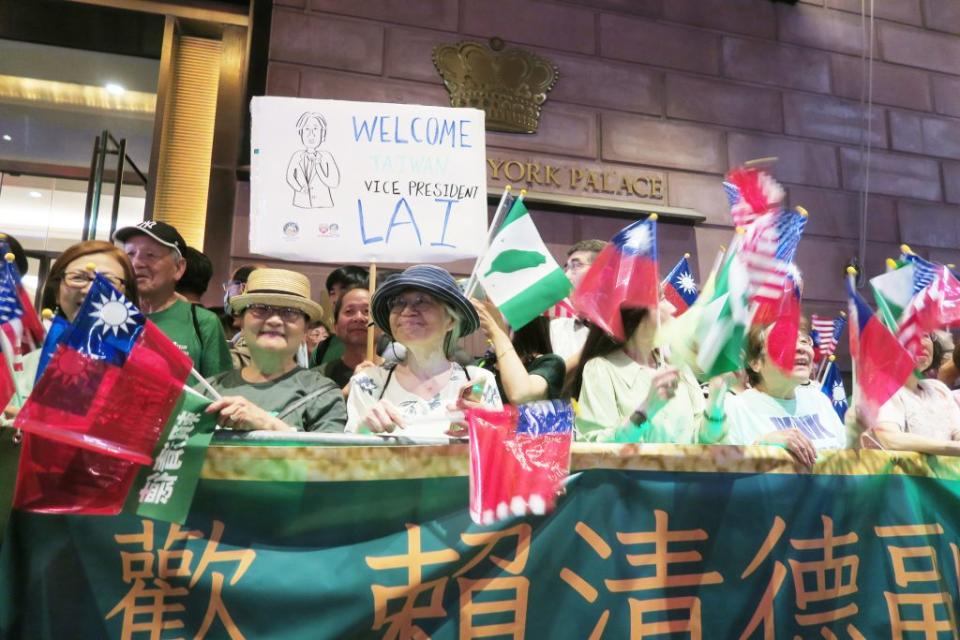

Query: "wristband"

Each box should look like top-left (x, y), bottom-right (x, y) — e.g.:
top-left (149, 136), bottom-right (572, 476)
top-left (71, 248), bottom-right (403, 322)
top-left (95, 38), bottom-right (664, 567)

top-left (629, 409), bottom-right (648, 426)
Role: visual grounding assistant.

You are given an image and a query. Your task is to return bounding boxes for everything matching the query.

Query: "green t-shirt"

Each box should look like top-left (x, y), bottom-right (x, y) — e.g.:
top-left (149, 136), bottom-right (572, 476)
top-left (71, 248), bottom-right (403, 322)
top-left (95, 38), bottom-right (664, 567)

top-left (208, 367), bottom-right (346, 433)
top-left (149, 300), bottom-right (233, 378)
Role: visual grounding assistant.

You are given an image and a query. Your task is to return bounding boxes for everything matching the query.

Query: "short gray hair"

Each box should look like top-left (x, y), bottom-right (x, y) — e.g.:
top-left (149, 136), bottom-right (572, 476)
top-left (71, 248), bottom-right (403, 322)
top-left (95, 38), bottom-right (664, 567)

top-left (442, 303), bottom-right (464, 359)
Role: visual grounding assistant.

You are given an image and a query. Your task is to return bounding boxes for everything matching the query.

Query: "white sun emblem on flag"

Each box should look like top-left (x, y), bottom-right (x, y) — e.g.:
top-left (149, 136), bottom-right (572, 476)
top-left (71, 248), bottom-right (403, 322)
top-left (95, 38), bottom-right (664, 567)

top-left (677, 272), bottom-right (697, 295)
top-left (831, 381), bottom-right (846, 404)
top-left (89, 291), bottom-right (139, 336)
top-left (622, 224), bottom-right (651, 253)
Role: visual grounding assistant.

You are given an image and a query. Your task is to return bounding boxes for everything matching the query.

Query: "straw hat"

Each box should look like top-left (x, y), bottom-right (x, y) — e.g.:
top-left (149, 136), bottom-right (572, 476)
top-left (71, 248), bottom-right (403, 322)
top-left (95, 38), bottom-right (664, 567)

top-left (230, 268), bottom-right (324, 322)
top-left (371, 265), bottom-right (479, 337)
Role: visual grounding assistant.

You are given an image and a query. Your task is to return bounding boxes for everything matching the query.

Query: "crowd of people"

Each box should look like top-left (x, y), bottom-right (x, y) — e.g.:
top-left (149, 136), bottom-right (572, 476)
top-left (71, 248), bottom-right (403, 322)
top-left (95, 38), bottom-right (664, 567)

top-left (4, 218), bottom-right (960, 465)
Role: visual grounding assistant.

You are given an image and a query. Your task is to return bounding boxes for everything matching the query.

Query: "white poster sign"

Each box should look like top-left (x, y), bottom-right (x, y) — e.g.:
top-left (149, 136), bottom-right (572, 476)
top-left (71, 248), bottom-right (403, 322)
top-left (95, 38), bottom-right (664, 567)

top-left (250, 97), bottom-right (487, 263)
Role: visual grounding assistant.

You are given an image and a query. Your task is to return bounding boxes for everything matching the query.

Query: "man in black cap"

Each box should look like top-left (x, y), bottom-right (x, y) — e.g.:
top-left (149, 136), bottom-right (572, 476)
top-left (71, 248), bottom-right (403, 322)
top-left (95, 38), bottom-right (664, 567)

top-left (114, 220), bottom-right (232, 377)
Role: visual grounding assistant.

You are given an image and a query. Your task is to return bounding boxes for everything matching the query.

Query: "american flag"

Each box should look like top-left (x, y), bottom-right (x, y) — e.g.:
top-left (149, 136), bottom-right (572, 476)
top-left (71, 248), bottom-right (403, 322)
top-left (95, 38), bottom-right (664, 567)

top-left (0, 260), bottom-right (25, 373)
top-left (901, 252), bottom-right (938, 294)
top-left (722, 165), bottom-right (785, 229)
top-left (811, 314), bottom-right (846, 363)
top-left (740, 208), bottom-right (807, 308)
top-left (0, 240), bottom-right (43, 353)
top-left (897, 265), bottom-right (960, 363)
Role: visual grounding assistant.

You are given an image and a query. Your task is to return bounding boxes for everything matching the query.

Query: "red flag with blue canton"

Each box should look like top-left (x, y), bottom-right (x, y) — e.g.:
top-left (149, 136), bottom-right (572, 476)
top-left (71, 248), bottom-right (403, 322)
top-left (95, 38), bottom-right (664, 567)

top-left (13, 273), bottom-right (192, 514)
top-left (571, 215), bottom-right (658, 341)
top-left (662, 254), bottom-right (698, 316)
top-left (764, 271), bottom-right (802, 373)
top-left (467, 400), bottom-right (574, 525)
top-left (846, 275), bottom-right (914, 426)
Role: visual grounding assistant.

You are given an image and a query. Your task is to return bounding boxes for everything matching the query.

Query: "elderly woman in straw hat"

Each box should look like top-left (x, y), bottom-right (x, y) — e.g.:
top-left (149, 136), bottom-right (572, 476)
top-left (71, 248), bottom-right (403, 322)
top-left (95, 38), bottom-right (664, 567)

top-left (345, 265), bottom-right (501, 436)
top-left (205, 268), bottom-right (346, 432)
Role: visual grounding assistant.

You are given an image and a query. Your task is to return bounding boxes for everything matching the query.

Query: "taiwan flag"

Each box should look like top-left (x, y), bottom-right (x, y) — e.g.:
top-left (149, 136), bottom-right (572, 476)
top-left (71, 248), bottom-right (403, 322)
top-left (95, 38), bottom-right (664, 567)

top-left (846, 274), bottom-right (914, 427)
top-left (467, 400), bottom-right (574, 525)
top-left (13, 273), bottom-right (192, 514)
top-left (571, 215), bottom-right (659, 341)
top-left (820, 358), bottom-right (848, 422)
top-left (662, 254), bottom-right (698, 315)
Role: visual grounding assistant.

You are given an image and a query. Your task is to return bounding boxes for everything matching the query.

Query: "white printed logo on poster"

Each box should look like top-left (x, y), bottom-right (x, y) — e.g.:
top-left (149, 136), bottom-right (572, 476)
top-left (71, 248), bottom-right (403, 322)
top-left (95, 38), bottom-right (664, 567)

top-left (250, 97), bottom-right (487, 264)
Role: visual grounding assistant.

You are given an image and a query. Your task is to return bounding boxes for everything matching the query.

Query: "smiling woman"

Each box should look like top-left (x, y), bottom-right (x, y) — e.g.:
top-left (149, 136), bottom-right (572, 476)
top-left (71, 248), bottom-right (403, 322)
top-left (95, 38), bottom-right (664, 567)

top-left (345, 265), bottom-right (502, 436)
top-left (204, 268), bottom-right (346, 433)
top-left (723, 317), bottom-right (847, 466)
top-left (4, 240), bottom-right (137, 419)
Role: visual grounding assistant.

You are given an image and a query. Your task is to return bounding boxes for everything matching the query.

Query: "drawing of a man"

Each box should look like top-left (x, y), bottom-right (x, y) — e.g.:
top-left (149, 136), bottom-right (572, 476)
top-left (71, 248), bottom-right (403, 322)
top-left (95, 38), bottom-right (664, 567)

top-left (286, 112), bottom-right (341, 208)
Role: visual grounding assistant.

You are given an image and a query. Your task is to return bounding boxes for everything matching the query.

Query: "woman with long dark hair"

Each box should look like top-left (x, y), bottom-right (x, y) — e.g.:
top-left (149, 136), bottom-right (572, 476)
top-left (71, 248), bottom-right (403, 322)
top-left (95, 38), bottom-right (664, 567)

top-left (569, 301), bottom-right (710, 443)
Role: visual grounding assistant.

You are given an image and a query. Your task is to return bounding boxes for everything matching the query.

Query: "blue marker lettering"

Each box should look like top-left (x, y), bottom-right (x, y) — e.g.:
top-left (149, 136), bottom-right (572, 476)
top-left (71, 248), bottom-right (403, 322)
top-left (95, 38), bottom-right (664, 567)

top-left (431, 198), bottom-right (458, 248)
top-left (356, 198), bottom-right (383, 245)
top-left (385, 198), bottom-right (422, 245)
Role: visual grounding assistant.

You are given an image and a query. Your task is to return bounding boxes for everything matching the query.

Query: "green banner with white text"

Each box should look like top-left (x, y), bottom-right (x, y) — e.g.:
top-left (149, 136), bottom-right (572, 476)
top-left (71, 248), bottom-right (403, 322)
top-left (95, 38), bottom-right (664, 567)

top-left (2, 442), bottom-right (960, 638)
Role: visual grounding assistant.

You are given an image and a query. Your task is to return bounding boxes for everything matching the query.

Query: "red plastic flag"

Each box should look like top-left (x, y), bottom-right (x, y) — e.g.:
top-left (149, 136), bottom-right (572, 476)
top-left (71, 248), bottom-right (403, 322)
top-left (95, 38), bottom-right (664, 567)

top-left (467, 401), bottom-right (574, 526)
top-left (846, 272), bottom-right (914, 426)
top-left (571, 215), bottom-right (658, 341)
top-left (13, 274), bottom-right (192, 514)
top-left (764, 273), bottom-right (801, 373)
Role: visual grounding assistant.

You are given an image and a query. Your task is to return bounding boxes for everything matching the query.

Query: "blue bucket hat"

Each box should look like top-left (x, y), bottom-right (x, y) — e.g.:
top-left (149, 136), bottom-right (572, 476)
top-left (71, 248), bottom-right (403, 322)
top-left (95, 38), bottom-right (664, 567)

top-left (371, 265), bottom-right (480, 338)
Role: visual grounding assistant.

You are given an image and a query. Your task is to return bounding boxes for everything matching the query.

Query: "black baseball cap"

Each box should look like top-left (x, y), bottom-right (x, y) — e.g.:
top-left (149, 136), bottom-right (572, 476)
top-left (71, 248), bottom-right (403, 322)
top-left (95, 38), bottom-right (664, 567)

top-left (113, 220), bottom-right (186, 255)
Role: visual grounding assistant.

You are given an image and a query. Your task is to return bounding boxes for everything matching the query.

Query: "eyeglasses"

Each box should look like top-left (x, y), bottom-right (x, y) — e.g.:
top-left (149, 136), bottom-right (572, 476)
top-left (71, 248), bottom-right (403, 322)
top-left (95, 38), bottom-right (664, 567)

top-left (564, 259), bottom-right (591, 273)
top-left (62, 271), bottom-right (125, 289)
top-left (796, 335), bottom-right (815, 348)
top-left (245, 304), bottom-right (305, 322)
top-left (387, 294), bottom-right (438, 314)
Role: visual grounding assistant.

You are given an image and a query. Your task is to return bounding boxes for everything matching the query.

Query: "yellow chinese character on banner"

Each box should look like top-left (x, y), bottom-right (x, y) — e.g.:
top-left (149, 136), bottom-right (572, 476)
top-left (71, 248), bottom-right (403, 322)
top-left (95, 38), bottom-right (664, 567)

top-left (456, 524), bottom-right (531, 639)
top-left (560, 510), bottom-right (724, 639)
top-left (875, 523), bottom-right (958, 637)
top-left (106, 519), bottom-right (256, 640)
top-left (366, 523), bottom-right (461, 640)
top-left (739, 516), bottom-right (864, 639)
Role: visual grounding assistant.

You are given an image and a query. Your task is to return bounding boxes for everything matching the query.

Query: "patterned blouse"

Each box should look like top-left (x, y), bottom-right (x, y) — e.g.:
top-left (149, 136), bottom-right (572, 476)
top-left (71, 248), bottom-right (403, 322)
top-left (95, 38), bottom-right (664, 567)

top-left (345, 363), bottom-right (502, 436)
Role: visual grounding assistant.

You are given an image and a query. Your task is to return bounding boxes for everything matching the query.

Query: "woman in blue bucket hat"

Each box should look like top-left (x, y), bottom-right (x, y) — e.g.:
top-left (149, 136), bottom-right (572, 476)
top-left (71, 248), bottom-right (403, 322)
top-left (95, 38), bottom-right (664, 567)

top-left (345, 265), bottom-right (501, 436)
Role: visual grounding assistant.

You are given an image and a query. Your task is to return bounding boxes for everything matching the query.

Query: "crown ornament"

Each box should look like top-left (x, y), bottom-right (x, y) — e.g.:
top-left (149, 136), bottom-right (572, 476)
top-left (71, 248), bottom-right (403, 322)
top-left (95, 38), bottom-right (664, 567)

top-left (433, 38), bottom-right (559, 134)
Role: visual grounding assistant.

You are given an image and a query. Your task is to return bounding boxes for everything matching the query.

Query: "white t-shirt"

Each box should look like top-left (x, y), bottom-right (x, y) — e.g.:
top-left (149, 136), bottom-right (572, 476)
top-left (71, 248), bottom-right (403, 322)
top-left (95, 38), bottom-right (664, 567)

top-left (725, 386), bottom-right (846, 450)
top-left (878, 379), bottom-right (960, 441)
top-left (550, 317), bottom-right (589, 360)
top-left (345, 363), bottom-right (501, 436)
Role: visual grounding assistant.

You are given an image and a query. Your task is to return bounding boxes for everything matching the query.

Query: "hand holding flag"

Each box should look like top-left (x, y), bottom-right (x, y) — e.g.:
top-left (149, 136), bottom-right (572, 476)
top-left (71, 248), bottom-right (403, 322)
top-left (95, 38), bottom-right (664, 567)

top-left (13, 273), bottom-right (193, 514)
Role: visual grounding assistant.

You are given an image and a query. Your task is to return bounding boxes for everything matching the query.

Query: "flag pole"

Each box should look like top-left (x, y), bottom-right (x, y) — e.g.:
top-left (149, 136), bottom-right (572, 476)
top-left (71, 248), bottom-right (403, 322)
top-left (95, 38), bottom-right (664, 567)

top-left (189, 369), bottom-right (222, 401)
top-left (846, 265), bottom-right (884, 450)
top-left (463, 186), bottom-right (519, 300)
top-left (367, 261), bottom-right (378, 362)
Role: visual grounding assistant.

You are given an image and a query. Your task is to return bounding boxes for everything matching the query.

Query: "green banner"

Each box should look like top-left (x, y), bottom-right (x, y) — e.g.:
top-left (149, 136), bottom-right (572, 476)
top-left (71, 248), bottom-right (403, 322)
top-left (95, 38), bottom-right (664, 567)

top-left (129, 391), bottom-right (217, 524)
top-left (2, 443), bottom-right (960, 638)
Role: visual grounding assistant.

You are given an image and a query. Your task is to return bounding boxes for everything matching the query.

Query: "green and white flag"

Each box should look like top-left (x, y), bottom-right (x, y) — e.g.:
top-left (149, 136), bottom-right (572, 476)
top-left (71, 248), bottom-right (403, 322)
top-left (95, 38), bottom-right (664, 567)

top-left (476, 198), bottom-right (571, 329)
top-left (695, 239), bottom-right (751, 379)
top-left (869, 262), bottom-right (915, 333)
